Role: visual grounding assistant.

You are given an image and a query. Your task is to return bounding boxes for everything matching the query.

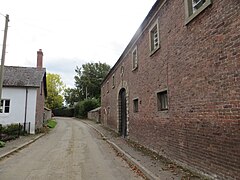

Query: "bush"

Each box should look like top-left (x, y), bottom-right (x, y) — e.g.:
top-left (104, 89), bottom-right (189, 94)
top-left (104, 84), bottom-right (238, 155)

top-left (0, 123), bottom-right (24, 141)
top-left (1, 124), bottom-right (22, 136)
top-left (74, 98), bottom-right (100, 118)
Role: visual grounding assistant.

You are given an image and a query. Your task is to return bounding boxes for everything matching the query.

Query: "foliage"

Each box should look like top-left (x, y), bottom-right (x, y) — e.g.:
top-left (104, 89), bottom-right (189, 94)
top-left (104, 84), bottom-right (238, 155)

top-left (53, 107), bottom-right (74, 117)
top-left (74, 98), bottom-right (100, 118)
top-left (1, 123), bottom-right (22, 136)
top-left (47, 119), bottom-right (57, 128)
top-left (63, 88), bottom-right (82, 107)
top-left (0, 141), bottom-right (5, 147)
top-left (46, 73), bottom-right (65, 110)
top-left (0, 123), bottom-right (24, 141)
top-left (74, 62), bottom-right (110, 100)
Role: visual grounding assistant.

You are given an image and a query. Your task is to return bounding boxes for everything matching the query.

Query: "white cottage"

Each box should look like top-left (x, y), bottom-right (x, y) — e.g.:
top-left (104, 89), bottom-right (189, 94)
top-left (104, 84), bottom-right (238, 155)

top-left (0, 49), bottom-right (47, 134)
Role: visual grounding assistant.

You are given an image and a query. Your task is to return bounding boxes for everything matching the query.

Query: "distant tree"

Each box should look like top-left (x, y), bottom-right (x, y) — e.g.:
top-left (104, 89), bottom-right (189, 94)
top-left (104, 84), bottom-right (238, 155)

top-left (74, 98), bottom-right (100, 118)
top-left (46, 73), bottom-right (65, 110)
top-left (74, 62), bottom-right (110, 100)
top-left (64, 87), bottom-right (82, 107)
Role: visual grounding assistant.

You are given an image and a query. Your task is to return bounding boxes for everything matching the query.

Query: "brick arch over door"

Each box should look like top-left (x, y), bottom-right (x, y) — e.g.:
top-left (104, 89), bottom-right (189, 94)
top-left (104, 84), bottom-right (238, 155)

top-left (117, 81), bottom-right (129, 137)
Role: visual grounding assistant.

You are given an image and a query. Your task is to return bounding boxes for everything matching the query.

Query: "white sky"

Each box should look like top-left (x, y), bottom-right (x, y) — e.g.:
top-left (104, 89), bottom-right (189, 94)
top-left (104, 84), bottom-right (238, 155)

top-left (0, 0), bottom-right (156, 87)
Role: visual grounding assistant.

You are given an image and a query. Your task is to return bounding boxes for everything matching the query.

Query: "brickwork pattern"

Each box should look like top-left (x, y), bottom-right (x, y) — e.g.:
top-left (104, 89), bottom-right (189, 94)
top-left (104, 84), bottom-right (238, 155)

top-left (35, 82), bottom-right (45, 130)
top-left (101, 1), bottom-right (240, 179)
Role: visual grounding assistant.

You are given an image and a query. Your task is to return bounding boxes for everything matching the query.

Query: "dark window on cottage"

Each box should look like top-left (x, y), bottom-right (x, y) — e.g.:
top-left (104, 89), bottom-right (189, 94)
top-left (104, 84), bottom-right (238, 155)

top-left (185, 0), bottom-right (212, 24)
top-left (149, 21), bottom-right (160, 53)
top-left (0, 99), bottom-right (10, 113)
top-left (157, 91), bottom-right (168, 111)
top-left (0, 100), bottom-right (2, 113)
top-left (132, 47), bottom-right (138, 70)
top-left (133, 98), bottom-right (139, 113)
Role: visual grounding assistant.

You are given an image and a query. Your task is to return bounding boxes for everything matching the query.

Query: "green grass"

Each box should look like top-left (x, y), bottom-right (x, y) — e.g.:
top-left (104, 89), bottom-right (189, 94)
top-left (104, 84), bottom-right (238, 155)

top-left (47, 119), bottom-right (57, 128)
top-left (0, 141), bottom-right (5, 148)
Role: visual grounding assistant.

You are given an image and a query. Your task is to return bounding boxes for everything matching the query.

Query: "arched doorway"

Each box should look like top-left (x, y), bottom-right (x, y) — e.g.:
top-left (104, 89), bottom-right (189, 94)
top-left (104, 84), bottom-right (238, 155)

top-left (119, 88), bottom-right (127, 137)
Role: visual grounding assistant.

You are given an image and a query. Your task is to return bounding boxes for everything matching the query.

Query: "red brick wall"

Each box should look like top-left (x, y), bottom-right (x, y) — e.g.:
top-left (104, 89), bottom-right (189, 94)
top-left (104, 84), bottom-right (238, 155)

top-left (35, 81), bottom-right (45, 130)
top-left (101, 1), bottom-right (240, 179)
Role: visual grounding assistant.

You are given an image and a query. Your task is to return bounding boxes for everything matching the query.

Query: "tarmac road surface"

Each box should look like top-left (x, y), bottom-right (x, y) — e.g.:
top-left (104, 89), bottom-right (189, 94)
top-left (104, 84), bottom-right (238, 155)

top-left (0, 117), bottom-right (143, 180)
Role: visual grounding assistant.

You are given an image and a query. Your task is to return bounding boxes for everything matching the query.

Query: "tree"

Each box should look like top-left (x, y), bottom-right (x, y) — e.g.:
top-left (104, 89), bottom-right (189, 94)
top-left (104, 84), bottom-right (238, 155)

top-left (74, 62), bottom-right (110, 100)
top-left (74, 98), bottom-right (100, 118)
top-left (64, 87), bottom-right (82, 107)
top-left (46, 73), bottom-right (65, 110)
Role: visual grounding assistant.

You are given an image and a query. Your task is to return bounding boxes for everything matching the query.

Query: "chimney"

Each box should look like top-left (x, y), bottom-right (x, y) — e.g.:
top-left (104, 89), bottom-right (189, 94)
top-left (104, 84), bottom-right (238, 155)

top-left (37, 49), bottom-right (43, 69)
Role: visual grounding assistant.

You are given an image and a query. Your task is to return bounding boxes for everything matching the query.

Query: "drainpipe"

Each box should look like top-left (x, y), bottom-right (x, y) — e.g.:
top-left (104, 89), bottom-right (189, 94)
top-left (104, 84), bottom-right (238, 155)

top-left (24, 88), bottom-right (28, 132)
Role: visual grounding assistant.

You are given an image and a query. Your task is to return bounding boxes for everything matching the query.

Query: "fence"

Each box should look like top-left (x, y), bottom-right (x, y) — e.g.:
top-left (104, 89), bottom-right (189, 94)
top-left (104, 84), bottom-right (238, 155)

top-left (0, 122), bottom-right (31, 141)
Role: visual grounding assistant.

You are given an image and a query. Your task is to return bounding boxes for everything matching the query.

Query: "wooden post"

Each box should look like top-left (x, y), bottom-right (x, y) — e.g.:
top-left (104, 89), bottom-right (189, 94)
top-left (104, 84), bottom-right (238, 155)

top-left (0, 14), bottom-right (9, 101)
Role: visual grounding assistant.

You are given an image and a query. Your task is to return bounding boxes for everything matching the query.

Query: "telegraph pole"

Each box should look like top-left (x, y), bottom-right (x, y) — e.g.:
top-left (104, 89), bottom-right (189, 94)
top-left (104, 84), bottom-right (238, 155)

top-left (0, 14), bottom-right (9, 101)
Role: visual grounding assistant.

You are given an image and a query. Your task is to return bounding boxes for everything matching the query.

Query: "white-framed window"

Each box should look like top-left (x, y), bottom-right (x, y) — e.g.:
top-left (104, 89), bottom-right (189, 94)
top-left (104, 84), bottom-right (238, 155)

top-left (132, 47), bottom-right (138, 70)
top-left (184, 0), bottom-right (212, 24)
top-left (0, 99), bottom-right (10, 114)
top-left (149, 20), bottom-right (160, 54)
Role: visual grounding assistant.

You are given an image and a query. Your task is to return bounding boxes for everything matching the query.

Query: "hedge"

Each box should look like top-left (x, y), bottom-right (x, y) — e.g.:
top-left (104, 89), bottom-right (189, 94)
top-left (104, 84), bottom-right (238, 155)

top-left (53, 107), bottom-right (74, 117)
top-left (74, 98), bottom-right (100, 118)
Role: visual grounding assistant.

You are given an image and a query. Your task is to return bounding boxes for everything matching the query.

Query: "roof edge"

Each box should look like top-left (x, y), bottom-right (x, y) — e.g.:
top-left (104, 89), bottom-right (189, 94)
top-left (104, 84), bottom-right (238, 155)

top-left (101, 0), bottom-right (164, 86)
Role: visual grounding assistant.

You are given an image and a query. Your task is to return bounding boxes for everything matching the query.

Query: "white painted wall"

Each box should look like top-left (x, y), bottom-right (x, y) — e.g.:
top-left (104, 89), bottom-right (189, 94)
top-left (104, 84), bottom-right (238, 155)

top-left (0, 87), bottom-right (37, 134)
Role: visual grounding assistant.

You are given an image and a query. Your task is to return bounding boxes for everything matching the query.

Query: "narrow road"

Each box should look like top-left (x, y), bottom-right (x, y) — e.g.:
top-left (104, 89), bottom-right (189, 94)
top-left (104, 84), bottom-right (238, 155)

top-left (0, 117), bottom-right (142, 180)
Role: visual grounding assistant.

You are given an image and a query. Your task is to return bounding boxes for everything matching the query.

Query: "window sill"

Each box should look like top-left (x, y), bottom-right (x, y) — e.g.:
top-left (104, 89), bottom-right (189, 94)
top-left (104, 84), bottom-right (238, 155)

top-left (185, 0), bottom-right (212, 25)
top-left (159, 109), bottom-right (168, 112)
top-left (157, 109), bottom-right (169, 117)
top-left (132, 66), bottom-right (138, 72)
top-left (0, 113), bottom-right (10, 116)
top-left (150, 46), bottom-right (160, 57)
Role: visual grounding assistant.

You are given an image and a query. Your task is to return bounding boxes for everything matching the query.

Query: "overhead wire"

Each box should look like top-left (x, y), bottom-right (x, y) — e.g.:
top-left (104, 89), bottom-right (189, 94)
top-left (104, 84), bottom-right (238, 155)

top-left (0, 12), bottom-right (6, 17)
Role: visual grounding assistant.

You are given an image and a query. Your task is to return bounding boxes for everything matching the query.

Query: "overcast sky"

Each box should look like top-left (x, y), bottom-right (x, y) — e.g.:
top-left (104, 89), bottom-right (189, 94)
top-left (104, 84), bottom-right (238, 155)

top-left (0, 0), bottom-right (156, 87)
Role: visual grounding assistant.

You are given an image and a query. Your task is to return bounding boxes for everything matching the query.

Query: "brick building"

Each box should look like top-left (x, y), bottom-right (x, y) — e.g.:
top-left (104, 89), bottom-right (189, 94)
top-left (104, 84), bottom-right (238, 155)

top-left (101, 0), bottom-right (240, 179)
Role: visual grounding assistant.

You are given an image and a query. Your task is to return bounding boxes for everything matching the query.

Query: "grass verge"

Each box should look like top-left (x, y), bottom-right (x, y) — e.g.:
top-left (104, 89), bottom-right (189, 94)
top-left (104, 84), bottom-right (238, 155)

top-left (47, 119), bottom-right (57, 128)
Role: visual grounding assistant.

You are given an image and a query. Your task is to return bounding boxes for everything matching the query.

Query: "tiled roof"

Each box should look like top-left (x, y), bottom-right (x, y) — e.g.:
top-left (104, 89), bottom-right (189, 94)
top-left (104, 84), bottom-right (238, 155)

top-left (3, 66), bottom-right (46, 87)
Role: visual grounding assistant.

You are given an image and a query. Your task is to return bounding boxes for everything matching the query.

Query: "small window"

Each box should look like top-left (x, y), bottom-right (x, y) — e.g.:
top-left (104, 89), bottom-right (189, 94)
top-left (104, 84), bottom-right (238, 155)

top-left (132, 47), bottom-right (138, 70)
top-left (157, 91), bottom-right (168, 111)
top-left (149, 21), bottom-right (160, 54)
top-left (120, 66), bottom-right (124, 77)
top-left (112, 74), bottom-right (115, 88)
top-left (0, 99), bottom-right (10, 114)
top-left (185, 0), bottom-right (212, 24)
top-left (133, 98), bottom-right (139, 113)
top-left (107, 81), bottom-right (109, 93)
